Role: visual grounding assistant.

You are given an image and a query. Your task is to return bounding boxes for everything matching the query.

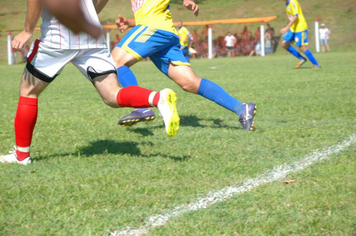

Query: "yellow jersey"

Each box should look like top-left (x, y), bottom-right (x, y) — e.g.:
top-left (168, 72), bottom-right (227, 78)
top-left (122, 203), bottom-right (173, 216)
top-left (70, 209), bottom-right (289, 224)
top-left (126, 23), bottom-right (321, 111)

top-left (285, 0), bottom-right (308, 32)
top-left (178, 26), bottom-right (190, 47)
top-left (131, 0), bottom-right (177, 35)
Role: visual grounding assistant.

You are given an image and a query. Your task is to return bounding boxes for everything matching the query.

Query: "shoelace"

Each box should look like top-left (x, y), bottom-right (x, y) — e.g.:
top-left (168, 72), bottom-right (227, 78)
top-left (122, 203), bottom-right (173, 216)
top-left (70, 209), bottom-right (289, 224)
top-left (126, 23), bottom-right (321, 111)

top-left (8, 145), bottom-right (17, 155)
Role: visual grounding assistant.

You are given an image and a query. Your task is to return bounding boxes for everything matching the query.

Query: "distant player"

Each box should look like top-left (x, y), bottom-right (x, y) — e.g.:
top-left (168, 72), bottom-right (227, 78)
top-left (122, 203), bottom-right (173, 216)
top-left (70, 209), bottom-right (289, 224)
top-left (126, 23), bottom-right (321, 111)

top-left (280, 0), bottom-right (321, 69)
top-left (112, 0), bottom-right (257, 131)
top-left (177, 21), bottom-right (191, 62)
top-left (0, 0), bottom-right (179, 165)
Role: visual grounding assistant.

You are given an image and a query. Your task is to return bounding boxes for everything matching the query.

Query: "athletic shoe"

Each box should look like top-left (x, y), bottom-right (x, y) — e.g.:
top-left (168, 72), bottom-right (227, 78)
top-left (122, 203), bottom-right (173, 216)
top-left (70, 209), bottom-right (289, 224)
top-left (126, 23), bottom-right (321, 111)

top-left (312, 65), bottom-right (322, 69)
top-left (157, 88), bottom-right (180, 137)
top-left (296, 57), bottom-right (307, 68)
top-left (0, 147), bottom-right (31, 165)
top-left (239, 103), bottom-right (257, 131)
top-left (118, 109), bottom-right (155, 127)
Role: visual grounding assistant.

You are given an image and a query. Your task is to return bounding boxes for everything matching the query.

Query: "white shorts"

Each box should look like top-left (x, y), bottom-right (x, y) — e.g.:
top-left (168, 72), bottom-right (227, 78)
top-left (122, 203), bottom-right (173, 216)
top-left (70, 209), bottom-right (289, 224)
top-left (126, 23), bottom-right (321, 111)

top-left (26, 39), bottom-right (116, 83)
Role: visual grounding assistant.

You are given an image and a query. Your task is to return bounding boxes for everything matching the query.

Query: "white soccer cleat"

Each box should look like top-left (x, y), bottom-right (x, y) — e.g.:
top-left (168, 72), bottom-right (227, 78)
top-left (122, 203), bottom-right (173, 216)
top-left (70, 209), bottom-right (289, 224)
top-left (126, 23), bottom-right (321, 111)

top-left (0, 146), bottom-right (31, 165)
top-left (157, 88), bottom-right (180, 137)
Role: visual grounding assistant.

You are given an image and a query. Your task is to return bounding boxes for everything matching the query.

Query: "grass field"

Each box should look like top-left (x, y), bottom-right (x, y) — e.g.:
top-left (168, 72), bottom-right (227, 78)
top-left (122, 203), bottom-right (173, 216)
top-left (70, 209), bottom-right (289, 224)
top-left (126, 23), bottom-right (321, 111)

top-left (0, 52), bottom-right (355, 235)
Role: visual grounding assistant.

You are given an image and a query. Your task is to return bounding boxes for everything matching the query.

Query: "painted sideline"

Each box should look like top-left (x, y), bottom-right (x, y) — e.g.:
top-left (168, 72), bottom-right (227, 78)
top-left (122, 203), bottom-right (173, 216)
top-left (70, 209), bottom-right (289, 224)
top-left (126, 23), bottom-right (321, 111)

top-left (110, 135), bottom-right (356, 236)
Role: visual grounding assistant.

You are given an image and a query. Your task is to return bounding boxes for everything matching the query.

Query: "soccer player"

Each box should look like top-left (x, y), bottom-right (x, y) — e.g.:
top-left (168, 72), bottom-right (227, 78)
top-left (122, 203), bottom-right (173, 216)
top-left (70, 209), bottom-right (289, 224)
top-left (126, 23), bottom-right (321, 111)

top-left (280, 0), bottom-right (321, 69)
top-left (0, 0), bottom-right (179, 165)
top-left (112, 0), bottom-right (257, 131)
top-left (177, 21), bottom-right (192, 62)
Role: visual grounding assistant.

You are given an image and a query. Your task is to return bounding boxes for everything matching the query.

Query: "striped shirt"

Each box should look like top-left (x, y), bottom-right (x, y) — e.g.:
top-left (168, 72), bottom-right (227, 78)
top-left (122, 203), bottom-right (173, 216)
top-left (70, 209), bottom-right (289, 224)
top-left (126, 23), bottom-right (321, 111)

top-left (39, 0), bottom-right (107, 49)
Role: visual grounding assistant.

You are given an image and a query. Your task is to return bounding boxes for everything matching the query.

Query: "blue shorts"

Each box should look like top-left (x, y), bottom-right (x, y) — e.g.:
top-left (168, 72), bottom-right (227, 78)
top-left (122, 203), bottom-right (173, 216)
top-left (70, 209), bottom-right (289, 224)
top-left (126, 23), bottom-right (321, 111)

top-left (117, 25), bottom-right (190, 76)
top-left (283, 29), bottom-right (309, 47)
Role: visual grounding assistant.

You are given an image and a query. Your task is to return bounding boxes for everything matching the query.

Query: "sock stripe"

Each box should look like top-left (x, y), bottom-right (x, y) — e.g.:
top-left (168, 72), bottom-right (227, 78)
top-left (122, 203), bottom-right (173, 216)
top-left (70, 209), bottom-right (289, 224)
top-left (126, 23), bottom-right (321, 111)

top-left (17, 146), bottom-right (30, 153)
top-left (148, 92), bottom-right (157, 107)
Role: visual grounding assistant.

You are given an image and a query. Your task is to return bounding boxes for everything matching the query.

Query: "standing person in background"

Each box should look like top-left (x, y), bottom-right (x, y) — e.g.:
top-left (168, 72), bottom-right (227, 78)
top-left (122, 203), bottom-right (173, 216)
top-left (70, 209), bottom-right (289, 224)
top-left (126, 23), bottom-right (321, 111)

top-left (191, 29), bottom-right (201, 58)
top-left (265, 23), bottom-right (278, 53)
top-left (265, 30), bottom-right (272, 56)
top-left (177, 21), bottom-right (192, 62)
top-left (280, 0), bottom-right (321, 69)
top-left (201, 25), bottom-right (209, 41)
top-left (1, 0), bottom-right (180, 165)
top-left (224, 32), bottom-right (236, 57)
top-left (319, 23), bottom-right (331, 52)
top-left (113, 34), bottom-right (121, 46)
top-left (254, 26), bottom-right (261, 42)
top-left (111, 0), bottom-right (257, 131)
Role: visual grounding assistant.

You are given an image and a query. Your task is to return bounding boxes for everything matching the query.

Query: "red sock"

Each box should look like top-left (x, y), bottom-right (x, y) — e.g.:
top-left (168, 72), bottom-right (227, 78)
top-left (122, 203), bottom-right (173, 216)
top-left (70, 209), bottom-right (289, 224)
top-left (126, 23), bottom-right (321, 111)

top-left (15, 96), bottom-right (38, 161)
top-left (116, 86), bottom-right (160, 108)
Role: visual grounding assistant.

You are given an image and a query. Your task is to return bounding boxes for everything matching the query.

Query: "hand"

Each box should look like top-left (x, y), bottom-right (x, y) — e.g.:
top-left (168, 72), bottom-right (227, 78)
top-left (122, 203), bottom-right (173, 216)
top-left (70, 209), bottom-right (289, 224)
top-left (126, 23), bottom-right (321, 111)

top-left (183, 0), bottom-right (199, 17)
top-left (11, 30), bottom-right (33, 52)
top-left (280, 27), bottom-right (289, 35)
top-left (115, 14), bottom-right (129, 32)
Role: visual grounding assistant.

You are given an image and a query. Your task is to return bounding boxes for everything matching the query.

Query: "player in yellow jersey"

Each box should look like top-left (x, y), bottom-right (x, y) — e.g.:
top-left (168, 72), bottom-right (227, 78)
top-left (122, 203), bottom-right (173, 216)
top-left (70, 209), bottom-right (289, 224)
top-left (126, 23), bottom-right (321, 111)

top-left (111, 0), bottom-right (257, 131)
top-left (177, 21), bottom-right (192, 62)
top-left (280, 0), bottom-right (320, 69)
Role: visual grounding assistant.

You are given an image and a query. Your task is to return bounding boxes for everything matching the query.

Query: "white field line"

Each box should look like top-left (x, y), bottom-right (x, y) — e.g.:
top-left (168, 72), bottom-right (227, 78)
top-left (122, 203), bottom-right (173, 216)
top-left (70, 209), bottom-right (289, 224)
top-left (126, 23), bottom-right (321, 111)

top-left (109, 135), bottom-right (356, 236)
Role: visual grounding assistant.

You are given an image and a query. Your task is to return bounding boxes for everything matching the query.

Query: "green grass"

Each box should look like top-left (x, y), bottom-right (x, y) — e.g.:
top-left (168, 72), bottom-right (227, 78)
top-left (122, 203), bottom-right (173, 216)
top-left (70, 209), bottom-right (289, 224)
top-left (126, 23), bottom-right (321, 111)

top-left (0, 52), bottom-right (356, 235)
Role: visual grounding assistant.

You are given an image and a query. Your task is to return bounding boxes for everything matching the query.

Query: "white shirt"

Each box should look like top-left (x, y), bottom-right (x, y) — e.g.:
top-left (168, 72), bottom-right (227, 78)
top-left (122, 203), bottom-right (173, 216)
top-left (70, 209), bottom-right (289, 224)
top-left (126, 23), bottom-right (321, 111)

top-left (224, 35), bottom-right (236, 47)
top-left (319, 28), bottom-right (331, 40)
top-left (39, 0), bottom-right (107, 49)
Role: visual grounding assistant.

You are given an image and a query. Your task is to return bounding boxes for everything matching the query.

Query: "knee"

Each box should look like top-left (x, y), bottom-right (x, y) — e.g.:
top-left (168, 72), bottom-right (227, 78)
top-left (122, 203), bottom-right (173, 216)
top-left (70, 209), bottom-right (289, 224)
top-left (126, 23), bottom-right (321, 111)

top-left (180, 83), bottom-right (195, 93)
top-left (299, 46), bottom-right (307, 52)
top-left (102, 96), bottom-right (118, 108)
top-left (99, 90), bottom-right (119, 108)
top-left (179, 77), bottom-right (201, 93)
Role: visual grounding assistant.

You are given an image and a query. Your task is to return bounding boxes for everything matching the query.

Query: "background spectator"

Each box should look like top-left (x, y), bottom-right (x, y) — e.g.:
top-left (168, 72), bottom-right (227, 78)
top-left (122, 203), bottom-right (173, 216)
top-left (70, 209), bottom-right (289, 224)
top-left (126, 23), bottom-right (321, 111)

top-left (254, 26), bottom-right (261, 42)
top-left (266, 23), bottom-right (279, 53)
top-left (319, 23), bottom-right (331, 52)
top-left (241, 26), bottom-right (251, 43)
top-left (113, 34), bottom-right (121, 45)
top-left (224, 31), bottom-right (236, 57)
top-left (249, 40), bottom-right (261, 57)
top-left (265, 31), bottom-right (272, 55)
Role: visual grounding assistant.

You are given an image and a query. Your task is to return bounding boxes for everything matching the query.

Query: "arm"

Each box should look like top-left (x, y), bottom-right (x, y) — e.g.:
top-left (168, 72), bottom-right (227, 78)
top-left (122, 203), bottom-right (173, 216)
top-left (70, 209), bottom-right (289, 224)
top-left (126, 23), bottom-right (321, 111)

top-left (115, 14), bottom-right (136, 32)
top-left (280, 15), bottom-right (298, 35)
top-left (183, 0), bottom-right (199, 17)
top-left (94, 0), bottom-right (108, 14)
top-left (12, 0), bottom-right (42, 51)
top-left (42, 0), bottom-right (102, 38)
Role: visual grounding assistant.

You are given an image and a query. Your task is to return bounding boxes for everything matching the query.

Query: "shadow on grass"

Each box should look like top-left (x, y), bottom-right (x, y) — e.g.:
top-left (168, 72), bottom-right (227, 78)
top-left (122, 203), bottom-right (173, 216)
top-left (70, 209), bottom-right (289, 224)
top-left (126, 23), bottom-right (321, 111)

top-left (123, 114), bottom-right (238, 136)
top-left (35, 140), bottom-right (190, 162)
top-left (180, 114), bottom-right (228, 128)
